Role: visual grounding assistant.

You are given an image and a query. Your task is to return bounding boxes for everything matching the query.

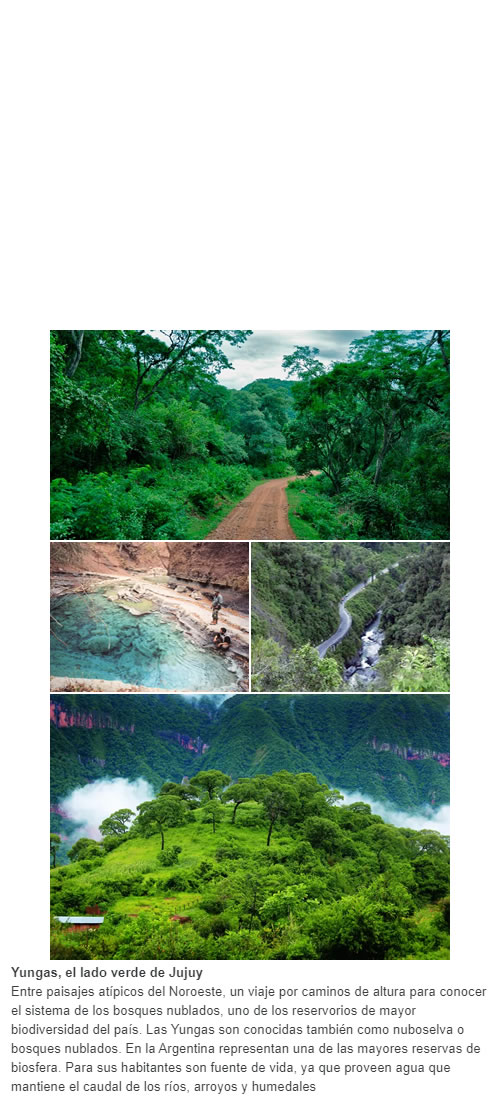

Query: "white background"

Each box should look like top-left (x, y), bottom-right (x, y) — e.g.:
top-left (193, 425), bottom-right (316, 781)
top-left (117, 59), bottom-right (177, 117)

top-left (2, 0), bottom-right (499, 1095)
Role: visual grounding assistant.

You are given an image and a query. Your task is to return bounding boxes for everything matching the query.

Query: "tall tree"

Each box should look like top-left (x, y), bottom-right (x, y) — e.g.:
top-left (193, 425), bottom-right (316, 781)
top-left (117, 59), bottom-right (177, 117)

top-left (256, 774), bottom-right (300, 847)
top-left (136, 796), bottom-right (187, 850)
top-left (285, 331), bottom-right (449, 489)
top-left (126, 330), bottom-right (251, 409)
top-left (222, 779), bottom-right (259, 824)
top-left (190, 770), bottom-right (231, 801)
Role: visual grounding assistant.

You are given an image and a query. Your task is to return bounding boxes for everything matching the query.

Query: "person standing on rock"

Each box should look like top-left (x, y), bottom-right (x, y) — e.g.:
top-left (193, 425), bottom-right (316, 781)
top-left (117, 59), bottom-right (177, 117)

top-left (211, 592), bottom-right (223, 623)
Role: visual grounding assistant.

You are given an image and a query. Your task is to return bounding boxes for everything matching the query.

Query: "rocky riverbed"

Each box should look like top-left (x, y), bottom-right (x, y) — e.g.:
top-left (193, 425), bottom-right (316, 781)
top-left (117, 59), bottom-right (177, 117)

top-left (344, 611), bottom-right (385, 688)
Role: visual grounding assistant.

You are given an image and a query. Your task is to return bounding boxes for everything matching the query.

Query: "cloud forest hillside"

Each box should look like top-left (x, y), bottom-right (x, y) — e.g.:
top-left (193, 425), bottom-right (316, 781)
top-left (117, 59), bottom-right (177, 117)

top-left (51, 693), bottom-right (450, 825)
top-left (252, 542), bottom-right (450, 692)
top-left (50, 694), bottom-right (450, 962)
top-left (50, 330), bottom-right (449, 540)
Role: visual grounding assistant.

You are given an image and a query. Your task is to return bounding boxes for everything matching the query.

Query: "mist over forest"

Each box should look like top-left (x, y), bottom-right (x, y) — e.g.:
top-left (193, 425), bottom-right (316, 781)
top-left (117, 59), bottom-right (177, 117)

top-left (50, 693), bottom-right (450, 962)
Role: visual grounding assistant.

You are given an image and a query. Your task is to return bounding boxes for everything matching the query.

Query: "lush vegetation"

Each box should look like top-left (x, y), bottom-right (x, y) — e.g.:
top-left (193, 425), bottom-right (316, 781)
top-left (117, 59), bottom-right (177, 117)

top-left (251, 542), bottom-right (449, 692)
top-left (284, 331), bottom-right (449, 539)
top-left (50, 330), bottom-right (296, 539)
top-left (50, 330), bottom-right (449, 539)
top-left (50, 767), bottom-right (450, 961)
top-left (51, 694), bottom-right (450, 838)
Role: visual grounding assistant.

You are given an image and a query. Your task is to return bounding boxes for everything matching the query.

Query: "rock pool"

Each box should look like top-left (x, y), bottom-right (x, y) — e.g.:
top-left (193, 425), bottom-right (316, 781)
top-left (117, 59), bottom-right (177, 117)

top-left (50, 591), bottom-right (243, 691)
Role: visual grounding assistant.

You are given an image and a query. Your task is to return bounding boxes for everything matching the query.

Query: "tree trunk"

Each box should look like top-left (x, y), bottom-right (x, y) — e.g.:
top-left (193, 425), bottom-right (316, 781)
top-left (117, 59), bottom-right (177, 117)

top-left (373, 421), bottom-right (392, 486)
top-left (266, 820), bottom-right (273, 847)
top-left (160, 828), bottom-right (165, 850)
top-left (436, 330), bottom-right (450, 371)
top-left (66, 331), bottom-right (85, 378)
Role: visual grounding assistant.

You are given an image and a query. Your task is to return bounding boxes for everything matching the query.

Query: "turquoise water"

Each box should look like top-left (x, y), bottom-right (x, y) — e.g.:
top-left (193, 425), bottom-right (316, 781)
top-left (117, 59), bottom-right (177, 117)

top-left (50, 591), bottom-right (243, 690)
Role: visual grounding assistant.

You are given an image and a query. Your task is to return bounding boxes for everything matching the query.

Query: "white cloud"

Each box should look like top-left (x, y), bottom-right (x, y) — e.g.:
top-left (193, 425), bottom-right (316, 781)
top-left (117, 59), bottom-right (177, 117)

top-left (60, 777), bottom-right (154, 840)
top-left (339, 789), bottom-right (450, 835)
top-left (219, 329), bottom-right (369, 388)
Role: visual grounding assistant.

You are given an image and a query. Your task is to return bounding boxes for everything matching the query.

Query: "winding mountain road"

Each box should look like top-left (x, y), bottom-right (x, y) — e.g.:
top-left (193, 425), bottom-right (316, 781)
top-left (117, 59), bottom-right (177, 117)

top-left (317, 562), bottom-right (400, 658)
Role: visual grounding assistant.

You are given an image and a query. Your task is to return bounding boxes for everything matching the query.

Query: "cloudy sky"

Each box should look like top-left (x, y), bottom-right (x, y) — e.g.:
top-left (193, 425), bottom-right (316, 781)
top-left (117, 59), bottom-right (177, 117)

top-left (219, 329), bottom-right (369, 388)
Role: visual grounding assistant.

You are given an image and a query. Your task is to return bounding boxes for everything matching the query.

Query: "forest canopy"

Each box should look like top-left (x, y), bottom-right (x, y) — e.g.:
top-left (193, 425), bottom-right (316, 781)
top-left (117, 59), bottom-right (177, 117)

top-left (50, 768), bottom-right (450, 962)
top-left (50, 329), bottom-right (449, 540)
top-left (251, 541), bottom-right (450, 692)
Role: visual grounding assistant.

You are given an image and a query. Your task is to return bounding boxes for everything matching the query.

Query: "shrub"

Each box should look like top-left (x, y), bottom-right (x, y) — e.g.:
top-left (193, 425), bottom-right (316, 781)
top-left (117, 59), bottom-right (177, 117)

top-left (157, 846), bottom-right (182, 867)
top-left (188, 484), bottom-right (218, 515)
top-left (215, 842), bottom-right (242, 862)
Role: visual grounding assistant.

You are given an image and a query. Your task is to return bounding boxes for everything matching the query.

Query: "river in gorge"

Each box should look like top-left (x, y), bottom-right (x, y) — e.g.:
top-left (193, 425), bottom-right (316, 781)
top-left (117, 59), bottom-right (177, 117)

top-left (344, 610), bottom-right (385, 688)
top-left (50, 591), bottom-right (243, 691)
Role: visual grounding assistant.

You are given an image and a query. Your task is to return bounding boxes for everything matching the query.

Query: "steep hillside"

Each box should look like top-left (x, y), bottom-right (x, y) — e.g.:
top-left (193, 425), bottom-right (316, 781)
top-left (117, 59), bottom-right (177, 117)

top-left (50, 793), bottom-right (450, 962)
top-left (251, 541), bottom-right (416, 651)
top-left (201, 695), bottom-right (449, 808)
top-left (50, 695), bottom-right (218, 808)
top-left (51, 693), bottom-right (449, 814)
top-left (382, 542), bottom-right (450, 644)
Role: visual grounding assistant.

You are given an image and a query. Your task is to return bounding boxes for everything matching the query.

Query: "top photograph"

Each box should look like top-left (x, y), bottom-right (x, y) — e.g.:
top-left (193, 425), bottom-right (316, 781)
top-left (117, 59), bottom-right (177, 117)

top-left (50, 329), bottom-right (450, 542)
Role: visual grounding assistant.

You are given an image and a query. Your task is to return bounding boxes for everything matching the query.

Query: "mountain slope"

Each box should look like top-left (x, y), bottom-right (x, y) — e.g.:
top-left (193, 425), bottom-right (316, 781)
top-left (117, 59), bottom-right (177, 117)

top-left (51, 693), bottom-right (449, 812)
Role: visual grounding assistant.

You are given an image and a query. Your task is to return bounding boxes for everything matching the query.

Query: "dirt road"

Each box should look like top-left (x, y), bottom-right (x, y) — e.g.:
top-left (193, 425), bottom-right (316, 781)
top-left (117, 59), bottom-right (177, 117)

top-left (206, 476), bottom-right (299, 540)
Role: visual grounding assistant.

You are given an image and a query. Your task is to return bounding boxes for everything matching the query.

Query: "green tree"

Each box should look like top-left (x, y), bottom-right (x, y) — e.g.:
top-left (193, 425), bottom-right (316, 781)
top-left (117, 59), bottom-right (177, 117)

top-left (256, 775), bottom-right (300, 847)
top-left (252, 640), bottom-right (343, 692)
top-left (310, 877), bottom-right (415, 959)
top-left (50, 833), bottom-right (61, 868)
top-left (190, 771), bottom-right (231, 801)
top-left (230, 870), bottom-right (268, 932)
top-left (159, 781), bottom-right (199, 806)
top-left (303, 816), bottom-right (343, 853)
top-left (135, 796), bottom-right (187, 850)
top-left (99, 809), bottom-right (134, 837)
top-left (223, 779), bottom-right (259, 824)
top-left (284, 331), bottom-right (449, 508)
top-left (124, 330), bottom-right (251, 410)
top-left (67, 837), bottom-right (103, 862)
top-left (201, 800), bottom-right (224, 834)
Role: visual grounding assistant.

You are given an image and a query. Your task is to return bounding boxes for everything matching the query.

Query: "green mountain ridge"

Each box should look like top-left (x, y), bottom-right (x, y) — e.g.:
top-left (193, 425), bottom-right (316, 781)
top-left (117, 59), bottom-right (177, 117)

top-left (51, 694), bottom-right (449, 817)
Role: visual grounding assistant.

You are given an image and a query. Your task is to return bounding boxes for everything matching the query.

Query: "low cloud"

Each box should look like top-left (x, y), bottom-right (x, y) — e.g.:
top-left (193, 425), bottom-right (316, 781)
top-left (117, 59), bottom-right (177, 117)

top-left (338, 789), bottom-right (450, 835)
top-left (60, 777), bottom-right (154, 840)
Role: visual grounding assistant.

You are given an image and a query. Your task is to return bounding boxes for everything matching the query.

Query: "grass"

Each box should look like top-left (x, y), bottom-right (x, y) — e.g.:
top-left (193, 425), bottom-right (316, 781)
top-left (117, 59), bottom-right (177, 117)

top-left (184, 479), bottom-right (262, 538)
top-left (113, 891), bottom-right (200, 917)
top-left (286, 484), bottom-right (321, 539)
top-left (51, 804), bottom-right (304, 949)
top-left (50, 803), bottom-right (449, 960)
top-left (51, 803), bottom-right (290, 924)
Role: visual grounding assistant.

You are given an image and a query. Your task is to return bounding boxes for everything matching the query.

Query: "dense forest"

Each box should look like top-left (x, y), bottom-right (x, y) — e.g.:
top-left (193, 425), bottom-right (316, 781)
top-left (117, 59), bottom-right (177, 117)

top-left (51, 693), bottom-right (450, 831)
top-left (50, 711), bottom-right (450, 961)
top-left (50, 330), bottom-right (449, 540)
top-left (252, 542), bottom-right (450, 692)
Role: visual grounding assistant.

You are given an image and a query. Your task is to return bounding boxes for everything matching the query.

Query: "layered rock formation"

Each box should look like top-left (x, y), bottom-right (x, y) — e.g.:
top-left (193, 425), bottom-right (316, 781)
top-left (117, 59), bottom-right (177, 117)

top-left (168, 542), bottom-right (248, 593)
top-left (50, 541), bottom-right (249, 607)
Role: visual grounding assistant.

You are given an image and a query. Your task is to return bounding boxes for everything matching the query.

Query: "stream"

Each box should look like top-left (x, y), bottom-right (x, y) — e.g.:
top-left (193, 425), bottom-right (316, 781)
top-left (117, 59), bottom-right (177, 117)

top-left (50, 591), bottom-right (243, 691)
top-left (344, 611), bottom-right (385, 688)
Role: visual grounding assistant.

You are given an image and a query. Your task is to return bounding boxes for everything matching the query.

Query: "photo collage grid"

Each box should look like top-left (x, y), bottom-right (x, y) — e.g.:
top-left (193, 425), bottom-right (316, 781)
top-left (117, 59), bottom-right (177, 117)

top-left (49, 329), bottom-right (450, 961)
